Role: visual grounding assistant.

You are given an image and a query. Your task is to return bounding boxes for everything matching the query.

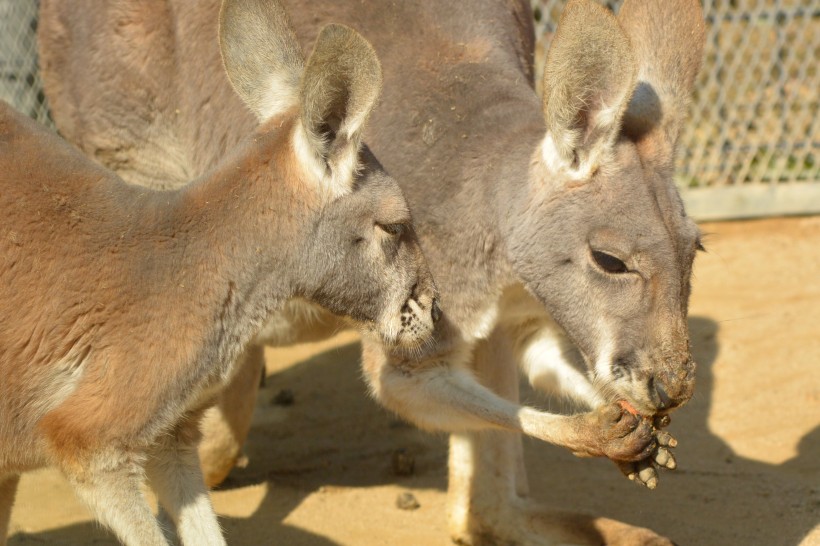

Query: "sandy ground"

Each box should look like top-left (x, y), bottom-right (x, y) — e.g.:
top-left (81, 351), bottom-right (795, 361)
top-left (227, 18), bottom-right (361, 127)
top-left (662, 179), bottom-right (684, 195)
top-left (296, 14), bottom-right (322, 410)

top-left (7, 216), bottom-right (820, 546)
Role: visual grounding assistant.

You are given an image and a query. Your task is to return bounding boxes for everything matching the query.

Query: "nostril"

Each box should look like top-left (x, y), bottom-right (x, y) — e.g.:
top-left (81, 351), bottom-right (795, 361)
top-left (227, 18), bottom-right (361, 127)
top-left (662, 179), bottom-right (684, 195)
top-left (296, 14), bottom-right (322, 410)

top-left (409, 282), bottom-right (419, 301)
top-left (650, 376), bottom-right (672, 410)
top-left (431, 298), bottom-right (442, 324)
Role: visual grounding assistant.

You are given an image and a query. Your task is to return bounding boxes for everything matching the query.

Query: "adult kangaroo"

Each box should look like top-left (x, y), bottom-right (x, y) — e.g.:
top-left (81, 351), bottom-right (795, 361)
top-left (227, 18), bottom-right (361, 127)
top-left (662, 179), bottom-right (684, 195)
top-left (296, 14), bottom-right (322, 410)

top-left (39, 0), bottom-right (706, 543)
top-left (0, 2), bottom-right (442, 545)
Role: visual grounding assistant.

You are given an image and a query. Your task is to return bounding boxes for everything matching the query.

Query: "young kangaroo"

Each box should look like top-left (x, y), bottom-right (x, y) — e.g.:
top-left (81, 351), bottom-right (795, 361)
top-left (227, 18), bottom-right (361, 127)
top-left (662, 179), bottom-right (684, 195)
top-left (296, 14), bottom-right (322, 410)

top-left (39, 0), bottom-right (705, 543)
top-left (0, 2), bottom-right (439, 545)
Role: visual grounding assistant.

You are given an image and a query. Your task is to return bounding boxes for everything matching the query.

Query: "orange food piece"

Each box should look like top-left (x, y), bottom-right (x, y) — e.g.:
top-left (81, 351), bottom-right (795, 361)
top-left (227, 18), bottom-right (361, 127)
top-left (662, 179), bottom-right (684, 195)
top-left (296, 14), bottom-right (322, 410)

top-left (618, 400), bottom-right (640, 416)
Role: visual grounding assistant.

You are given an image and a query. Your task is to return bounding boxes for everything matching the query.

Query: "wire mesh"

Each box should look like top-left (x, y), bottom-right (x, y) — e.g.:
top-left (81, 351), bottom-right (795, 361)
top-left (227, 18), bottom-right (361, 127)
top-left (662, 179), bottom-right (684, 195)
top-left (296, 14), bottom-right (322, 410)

top-left (0, 0), bottom-right (51, 126)
top-left (533, 0), bottom-right (820, 218)
top-left (0, 0), bottom-right (817, 218)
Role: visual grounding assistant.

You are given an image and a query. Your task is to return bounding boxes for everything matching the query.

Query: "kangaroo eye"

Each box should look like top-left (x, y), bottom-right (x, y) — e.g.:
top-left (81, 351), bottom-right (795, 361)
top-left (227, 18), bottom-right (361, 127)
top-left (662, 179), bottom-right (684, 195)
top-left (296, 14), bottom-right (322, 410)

top-left (592, 250), bottom-right (628, 274)
top-left (378, 223), bottom-right (405, 237)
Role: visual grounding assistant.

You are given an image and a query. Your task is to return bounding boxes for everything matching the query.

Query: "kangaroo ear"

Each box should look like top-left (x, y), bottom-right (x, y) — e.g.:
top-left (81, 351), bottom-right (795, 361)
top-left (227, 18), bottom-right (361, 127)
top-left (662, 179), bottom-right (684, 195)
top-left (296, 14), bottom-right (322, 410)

top-left (297, 24), bottom-right (383, 196)
top-left (219, 0), bottom-right (304, 121)
top-left (619, 0), bottom-right (706, 170)
top-left (541, 0), bottom-right (637, 180)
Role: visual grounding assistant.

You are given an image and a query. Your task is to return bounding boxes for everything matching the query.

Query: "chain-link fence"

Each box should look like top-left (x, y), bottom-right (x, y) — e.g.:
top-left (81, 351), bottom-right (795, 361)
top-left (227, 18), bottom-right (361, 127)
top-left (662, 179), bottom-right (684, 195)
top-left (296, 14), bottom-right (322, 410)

top-left (0, 0), bottom-right (50, 126)
top-left (1, 0), bottom-right (818, 219)
top-left (534, 0), bottom-right (820, 220)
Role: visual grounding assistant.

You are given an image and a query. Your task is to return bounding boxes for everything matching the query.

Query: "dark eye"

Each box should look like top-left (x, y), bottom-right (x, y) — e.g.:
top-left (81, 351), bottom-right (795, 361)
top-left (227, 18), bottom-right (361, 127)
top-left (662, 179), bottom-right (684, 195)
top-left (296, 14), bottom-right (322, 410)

top-left (378, 223), bottom-right (405, 237)
top-left (592, 250), bottom-right (628, 274)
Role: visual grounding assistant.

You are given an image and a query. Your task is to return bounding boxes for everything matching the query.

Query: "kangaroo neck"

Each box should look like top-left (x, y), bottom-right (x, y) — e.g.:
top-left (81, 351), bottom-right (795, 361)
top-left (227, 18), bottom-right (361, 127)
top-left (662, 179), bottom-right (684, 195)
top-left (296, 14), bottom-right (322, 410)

top-left (130, 122), bottom-right (307, 349)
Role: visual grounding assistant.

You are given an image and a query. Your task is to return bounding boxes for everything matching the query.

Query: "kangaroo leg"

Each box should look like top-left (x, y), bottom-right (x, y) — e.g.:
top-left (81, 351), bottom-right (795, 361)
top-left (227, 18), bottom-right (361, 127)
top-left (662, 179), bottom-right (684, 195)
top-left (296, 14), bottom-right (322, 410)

top-left (448, 330), bottom-right (673, 546)
top-left (198, 342), bottom-right (265, 487)
top-left (147, 417), bottom-right (225, 546)
top-left (0, 474), bottom-right (20, 546)
top-left (447, 331), bottom-right (537, 543)
top-left (64, 452), bottom-right (170, 546)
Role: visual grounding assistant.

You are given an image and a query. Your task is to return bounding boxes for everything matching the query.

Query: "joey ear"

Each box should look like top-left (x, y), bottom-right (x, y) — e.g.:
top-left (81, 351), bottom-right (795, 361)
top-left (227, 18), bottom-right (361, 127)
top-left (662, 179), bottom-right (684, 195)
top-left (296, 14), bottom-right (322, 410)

top-left (298, 24), bottom-right (383, 194)
top-left (541, 0), bottom-right (637, 178)
top-left (619, 0), bottom-right (706, 169)
top-left (219, 0), bottom-right (304, 121)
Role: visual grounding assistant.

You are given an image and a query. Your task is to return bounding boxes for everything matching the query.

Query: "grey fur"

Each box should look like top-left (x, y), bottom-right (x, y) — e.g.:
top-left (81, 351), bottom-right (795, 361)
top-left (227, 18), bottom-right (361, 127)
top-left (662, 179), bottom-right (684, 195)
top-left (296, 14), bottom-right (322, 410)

top-left (38, 0), bottom-right (706, 543)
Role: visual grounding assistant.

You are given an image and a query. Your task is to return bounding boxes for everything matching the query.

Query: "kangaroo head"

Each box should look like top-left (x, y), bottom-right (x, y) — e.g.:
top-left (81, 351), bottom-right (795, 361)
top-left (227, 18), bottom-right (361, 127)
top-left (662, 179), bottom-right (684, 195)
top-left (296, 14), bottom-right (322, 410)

top-left (512, 0), bottom-right (706, 414)
top-left (219, 0), bottom-right (439, 349)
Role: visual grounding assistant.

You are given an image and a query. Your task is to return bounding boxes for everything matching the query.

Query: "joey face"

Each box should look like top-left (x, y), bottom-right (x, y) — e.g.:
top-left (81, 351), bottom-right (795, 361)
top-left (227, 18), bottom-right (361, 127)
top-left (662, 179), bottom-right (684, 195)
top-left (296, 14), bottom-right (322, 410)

top-left (304, 147), bottom-right (440, 350)
top-left (219, 1), bottom-right (439, 351)
top-left (518, 141), bottom-right (701, 415)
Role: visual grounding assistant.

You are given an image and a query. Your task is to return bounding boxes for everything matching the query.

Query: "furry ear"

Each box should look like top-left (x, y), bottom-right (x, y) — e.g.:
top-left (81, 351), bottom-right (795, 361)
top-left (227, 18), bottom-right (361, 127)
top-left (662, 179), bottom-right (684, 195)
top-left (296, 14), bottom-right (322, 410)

top-left (618, 0), bottom-right (706, 170)
top-left (297, 24), bottom-right (383, 195)
top-left (218, 0), bottom-right (304, 120)
top-left (218, 2), bottom-right (383, 198)
top-left (540, 0), bottom-right (637, 180)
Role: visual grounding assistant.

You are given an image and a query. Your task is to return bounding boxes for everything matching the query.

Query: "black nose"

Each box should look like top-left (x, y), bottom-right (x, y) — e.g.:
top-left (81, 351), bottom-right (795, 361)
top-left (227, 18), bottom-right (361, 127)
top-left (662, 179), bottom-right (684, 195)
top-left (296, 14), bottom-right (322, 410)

top-left (431, 298), bottom-right (442, 324)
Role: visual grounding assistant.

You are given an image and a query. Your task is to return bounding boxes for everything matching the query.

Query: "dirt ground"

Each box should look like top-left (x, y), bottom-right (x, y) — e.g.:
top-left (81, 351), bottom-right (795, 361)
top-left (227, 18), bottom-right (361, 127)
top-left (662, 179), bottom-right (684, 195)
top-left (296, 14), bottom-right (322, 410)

top-left (7, 216), bottom-right (820, 545)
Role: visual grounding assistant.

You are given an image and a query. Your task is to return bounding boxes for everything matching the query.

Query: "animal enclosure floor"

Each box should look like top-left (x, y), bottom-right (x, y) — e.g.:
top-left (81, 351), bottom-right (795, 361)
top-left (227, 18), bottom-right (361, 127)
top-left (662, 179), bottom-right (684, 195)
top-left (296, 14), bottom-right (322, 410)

top-left (8, 216), bottom-right (820, 546)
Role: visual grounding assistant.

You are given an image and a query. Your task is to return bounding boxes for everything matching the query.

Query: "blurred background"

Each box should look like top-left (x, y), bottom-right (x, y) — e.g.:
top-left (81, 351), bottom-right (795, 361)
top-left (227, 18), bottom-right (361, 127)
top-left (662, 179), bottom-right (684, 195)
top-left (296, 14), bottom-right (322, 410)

top-left (1, 1), bottom-right (818, 545)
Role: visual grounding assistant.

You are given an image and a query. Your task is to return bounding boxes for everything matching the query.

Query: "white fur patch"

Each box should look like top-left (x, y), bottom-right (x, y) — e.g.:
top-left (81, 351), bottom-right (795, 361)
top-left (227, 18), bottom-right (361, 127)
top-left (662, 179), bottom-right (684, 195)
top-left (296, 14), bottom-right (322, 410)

top-left (291, 121), bottom-right (352, 199)
top-left (541, 131), bottom-right (601, 182)
top-left (540, 119), bottom-right (617, 184)
top-left (593, 325), bottom-right (615, 384)
top-left (540, 131), bottom-right (567, 174)
top-left (448, 433), bottom-right (476, 534)
top-left (255, 298), bottom-right (326, 345)
top-left (256, 73), bottom-right (299, 121)
top-left (30, 348), bottom-right (89, 421)
top-left (596, 101), bottom-right (622, 133)
top-left (468, 303), bottom-right (500, 341)
top-left (340, 112), bottom-right (368, 144)
top-left (328, 142), bottom-right (358, 197)
top-left (495, 286), bottom-right (604, 408)
top-left (149, 447), bottom-right (225, 546)
top-left (292, 121), bottom-right (328, 187)
top-left (519, 332), bottom-right (603, 408)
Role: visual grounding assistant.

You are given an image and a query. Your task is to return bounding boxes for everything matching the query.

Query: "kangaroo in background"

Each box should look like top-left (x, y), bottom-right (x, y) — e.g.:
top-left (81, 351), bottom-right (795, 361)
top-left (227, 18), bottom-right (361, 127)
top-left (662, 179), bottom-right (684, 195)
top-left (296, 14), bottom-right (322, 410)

top-left (39, 0), bottom-right (706, 543)
top-left (0, 2), bottom-right (441, 545)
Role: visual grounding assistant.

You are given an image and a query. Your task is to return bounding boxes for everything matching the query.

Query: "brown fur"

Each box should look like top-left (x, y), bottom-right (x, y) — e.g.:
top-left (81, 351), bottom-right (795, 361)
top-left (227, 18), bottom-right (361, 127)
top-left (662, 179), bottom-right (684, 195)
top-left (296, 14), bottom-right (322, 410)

top-left (38, 0), bottom-right (706, 544)
top-left (2, 2), bottom-right (440, 543)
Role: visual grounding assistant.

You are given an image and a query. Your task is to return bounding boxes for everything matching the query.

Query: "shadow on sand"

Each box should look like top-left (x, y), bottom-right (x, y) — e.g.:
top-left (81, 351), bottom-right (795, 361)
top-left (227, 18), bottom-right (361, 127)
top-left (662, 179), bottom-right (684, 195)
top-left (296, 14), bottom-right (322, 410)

top-left (9, 316), bottom-right (819, 545)
top-left (522, 316), bottom-right (819, 546)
